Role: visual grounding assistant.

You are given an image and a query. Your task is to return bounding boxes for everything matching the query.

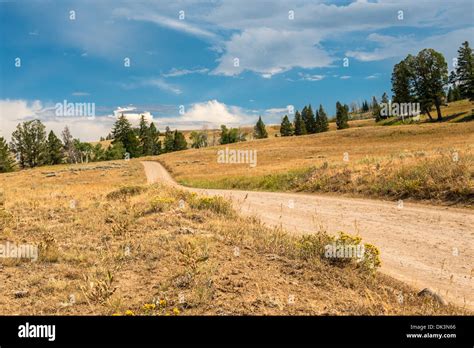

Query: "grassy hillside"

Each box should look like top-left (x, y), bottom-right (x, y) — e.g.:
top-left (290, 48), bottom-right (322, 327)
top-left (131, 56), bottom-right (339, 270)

top-left (157, 100), bottom-right (474, 206)
top-left (0, 161), bottom-right (467, 315)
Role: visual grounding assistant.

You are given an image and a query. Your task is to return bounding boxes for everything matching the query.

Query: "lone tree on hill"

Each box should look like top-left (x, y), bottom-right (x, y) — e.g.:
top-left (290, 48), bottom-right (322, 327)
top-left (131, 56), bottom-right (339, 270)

top-left (335, 102), bottom-right (349, 129)
top-left (254, 116), bottom-right (268, 139)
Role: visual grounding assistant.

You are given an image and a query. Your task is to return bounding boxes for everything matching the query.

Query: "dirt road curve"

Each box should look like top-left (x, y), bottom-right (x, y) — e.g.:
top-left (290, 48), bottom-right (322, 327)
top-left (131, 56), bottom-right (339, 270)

top-left (141, 161), bottom-right (474, 309)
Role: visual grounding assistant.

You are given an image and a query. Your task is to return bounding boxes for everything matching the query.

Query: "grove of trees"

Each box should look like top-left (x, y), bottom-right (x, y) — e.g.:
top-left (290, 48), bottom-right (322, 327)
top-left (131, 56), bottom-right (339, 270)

top-left (391, 42), bottom-right (473, 121)
top-left (281, 104), bottom-right (329, 137)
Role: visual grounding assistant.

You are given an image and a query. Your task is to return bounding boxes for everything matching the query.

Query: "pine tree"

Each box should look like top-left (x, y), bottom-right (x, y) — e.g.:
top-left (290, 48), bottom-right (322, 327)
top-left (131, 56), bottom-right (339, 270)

top-left (0, 137), bottom-right (15, 173)
top-left (280, 115), bottom-right (293, 136)
top-left (149, 122), bottom-right (161, 155)
top-left (138, 115), bottom-right (153, 156)
top-left (316, 105), bottom-right (329, 132)
top-left (335, 102), bottom-right (349, 129)
top-left (453, 41), bottom-right (474, 100)
top-left (293, 111), bottom-right (307, 135)
top-left (173, 130), bottom-right (187, 151)
top-left (447, 87), bottom-right (454, 102)
top-left (10, 120), bottom-right (47, 168)
top-left (111, 114), bottom-right (140, 157)
top-left (46, 130), bottom-right (63, 165)
top-left (453, 86), bottom-right (462, 101)
top-left (391, 59), bottom-right (413, 104)
top-left (362, 100), bottom-right (369, 112)
top-left (371, 97), bottom-right (382, 122)
top-left (163, 127), bottom-right (175, 152)
top-left (254, 116), bottom-right (268, 139)
top-left (301, 105), bottom-right (317, 134)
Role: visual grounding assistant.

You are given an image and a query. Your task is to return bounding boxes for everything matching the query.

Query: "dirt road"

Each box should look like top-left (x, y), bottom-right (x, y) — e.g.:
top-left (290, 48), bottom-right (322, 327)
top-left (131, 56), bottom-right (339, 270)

top-left (141, 161), bottom-right (474, 309)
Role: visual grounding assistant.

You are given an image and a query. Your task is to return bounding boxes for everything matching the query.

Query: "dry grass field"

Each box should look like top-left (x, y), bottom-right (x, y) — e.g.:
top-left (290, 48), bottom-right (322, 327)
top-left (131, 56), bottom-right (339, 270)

top-left (157, 100), bottom-right (474, 206)
top-left (0, 160), bottom-right (468, 315)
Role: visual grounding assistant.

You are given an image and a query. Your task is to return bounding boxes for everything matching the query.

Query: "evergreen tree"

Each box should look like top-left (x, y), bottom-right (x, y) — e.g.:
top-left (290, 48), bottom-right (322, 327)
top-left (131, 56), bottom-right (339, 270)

top-left (280, 115), bottom-right (294, 136)
top-left (362, 100), bottom-right (369, 112)
top-left (254, 116), bottom-right (268, 139)
top-left (46, 130), bottom-right (63, 165)
top-left (315, 104), bottom-right (329, 132)
top-left (163, 127), bottom-right (175, 152)
top-left (453, 86), bottom-right (462, 101)
top-left (391, 59), bottom-right (413, 104)
top-left (105, 141), bottom-right (126, 160)
top-left (335, 102), bottom-right (349, 129)
top-left (406, 49), bottom-right (448, 121)
top-left (149, 122), bottom-right (161, 155)
top-left (301, 105), bottom-right (317, 134)
top-left (293, 111), bottom-right (307, 135)
top-left (447, 87), bottom-right (454, 102)
top-left (372, 97), bottom-right (382, 122)
top-left (138, 115), bottom-right (153, 156)
top-left (173, 130), bottom-right (187, 151)
top-left (10, 120), bottom-right (47, 168)
top-left (0, 137), bottom-right (15, 173)
top-left (220, 125), bottom-right (246, 144)
top-left (453, 41), bottom-right (474, 100)
top-left (111, 114), bottom-right (140, 157)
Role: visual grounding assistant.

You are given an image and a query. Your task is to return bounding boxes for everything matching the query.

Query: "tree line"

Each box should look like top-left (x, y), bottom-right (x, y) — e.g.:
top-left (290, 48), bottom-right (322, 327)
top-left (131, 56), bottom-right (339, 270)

top-left (280, 104), bottom-right (330, 136)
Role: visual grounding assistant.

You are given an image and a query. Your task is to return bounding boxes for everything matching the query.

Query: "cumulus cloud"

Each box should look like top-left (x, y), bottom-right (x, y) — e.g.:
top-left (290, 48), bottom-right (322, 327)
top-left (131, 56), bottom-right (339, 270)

top-left (212, 28), bottom-right (333, 77)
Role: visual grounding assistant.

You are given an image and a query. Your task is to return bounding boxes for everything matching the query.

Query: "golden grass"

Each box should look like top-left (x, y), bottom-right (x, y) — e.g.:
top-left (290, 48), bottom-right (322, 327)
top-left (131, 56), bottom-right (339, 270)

top-left (0, 160), bottom-right (468, 315)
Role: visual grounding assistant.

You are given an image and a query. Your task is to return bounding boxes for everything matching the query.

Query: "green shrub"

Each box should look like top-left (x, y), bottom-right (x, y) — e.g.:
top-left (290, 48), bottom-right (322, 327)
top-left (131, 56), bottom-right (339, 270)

top-left (189, 196), bottom-right (233, 216)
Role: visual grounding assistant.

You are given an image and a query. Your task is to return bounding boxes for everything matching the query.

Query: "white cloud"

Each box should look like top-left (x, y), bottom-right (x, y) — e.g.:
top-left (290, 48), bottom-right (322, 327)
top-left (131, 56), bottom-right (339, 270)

top-left (112, 8), bottom-right (217, 41)
top-left (365, 74), bottom-right (380, 80)
top-left (212, 28), bottom-right (333, 77)
top-left (346, 28), bottom-right (474, 62)
top-left (120, 78), bottom-right (182, 95)
top-left (163, 67), bottom-right (209, 77)
top-left (72, 92), bottom-right (90, 96)
top-left (340, 76), bottom-right (351, 80)
top-left (299, 73), bottom-right (325, 81)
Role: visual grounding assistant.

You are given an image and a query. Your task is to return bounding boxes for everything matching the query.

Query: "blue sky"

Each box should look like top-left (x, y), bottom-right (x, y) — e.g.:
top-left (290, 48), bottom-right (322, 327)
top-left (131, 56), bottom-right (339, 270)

top-left (1, 0), bottom-right (473, 141)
